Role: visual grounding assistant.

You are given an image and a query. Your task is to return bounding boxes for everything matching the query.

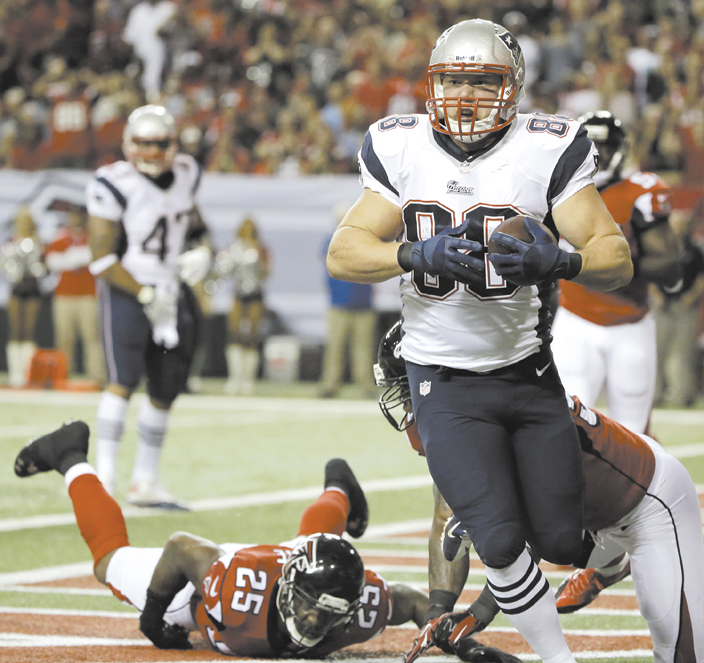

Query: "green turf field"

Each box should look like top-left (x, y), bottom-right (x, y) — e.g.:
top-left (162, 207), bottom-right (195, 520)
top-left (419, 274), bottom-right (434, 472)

top-left (1, 380), bottom-right (703, 662)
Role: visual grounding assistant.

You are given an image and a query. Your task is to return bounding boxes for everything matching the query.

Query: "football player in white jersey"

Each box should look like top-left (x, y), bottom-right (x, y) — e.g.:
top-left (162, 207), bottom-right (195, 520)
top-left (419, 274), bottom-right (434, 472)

top-left (327, 19), bottom-right (633, 663)
top-left (86, 105), bottom-right (212, 509)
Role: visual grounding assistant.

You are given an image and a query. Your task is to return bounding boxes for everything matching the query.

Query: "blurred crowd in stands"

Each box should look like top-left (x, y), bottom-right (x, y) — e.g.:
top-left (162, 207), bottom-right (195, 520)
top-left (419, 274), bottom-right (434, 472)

top-left (0, 0), bottom-right (702, 183)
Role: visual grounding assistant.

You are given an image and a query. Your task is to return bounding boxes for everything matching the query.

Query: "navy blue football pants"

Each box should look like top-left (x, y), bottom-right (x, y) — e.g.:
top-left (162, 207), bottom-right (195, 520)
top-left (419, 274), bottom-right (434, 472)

top-left (408, 356), bottom-right (584, 568)
top-left (98, 282), bottom-right (198, 405)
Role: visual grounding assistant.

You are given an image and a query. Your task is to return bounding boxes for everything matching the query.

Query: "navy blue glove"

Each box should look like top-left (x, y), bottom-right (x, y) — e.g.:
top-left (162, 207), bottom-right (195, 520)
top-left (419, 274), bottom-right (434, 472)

top-left (398, 219), bottom-right (484, 286)
top-left (488, 217), bottom-right (582, 286)
top-left (441, 514), bottom-right (472, 562)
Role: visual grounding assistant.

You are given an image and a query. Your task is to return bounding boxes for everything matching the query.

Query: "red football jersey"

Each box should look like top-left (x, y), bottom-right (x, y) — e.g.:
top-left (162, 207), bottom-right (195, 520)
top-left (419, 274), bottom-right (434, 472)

top-left (196, 544), bottom-right (393, 657)
top-left (567, 394), bottom-right (656, 531)
top-left (559, 172), bottom-right (671, 326)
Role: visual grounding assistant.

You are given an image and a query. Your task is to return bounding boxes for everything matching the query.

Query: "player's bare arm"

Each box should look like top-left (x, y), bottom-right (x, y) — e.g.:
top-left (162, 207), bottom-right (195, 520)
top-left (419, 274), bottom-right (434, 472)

top-left (88, 214), bottom-right (143, 296)
top-left (553, 185), bottom-right (633, 291)
top-left (148, 531), bottom-right (223, 598)
top-left (326, 189), bottom-right (405, 283)
top-left (139, 532), bottom-right (223, 650)
top-left (388, 583), bottom-right (427, 627)
top-left (637, 223), bottom-right (683, 288)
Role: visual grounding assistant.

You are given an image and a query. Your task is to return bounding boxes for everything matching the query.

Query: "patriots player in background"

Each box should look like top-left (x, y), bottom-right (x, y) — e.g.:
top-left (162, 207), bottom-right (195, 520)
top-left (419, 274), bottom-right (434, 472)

top-left (552, 111), bottom-right (682, 435)
top-left (374, 323), bottom-right (704, 663)
top-left (14, 422), bottom-right (428, 656)
top-left (86, 105), bottom-right (213, 509)
top-left (328, 19), bottom-right (632, 663)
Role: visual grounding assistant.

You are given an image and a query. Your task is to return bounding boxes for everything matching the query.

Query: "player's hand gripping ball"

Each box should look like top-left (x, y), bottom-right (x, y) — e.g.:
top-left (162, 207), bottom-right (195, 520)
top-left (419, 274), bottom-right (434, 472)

top-left (488, 216), bottom-right (581, 286)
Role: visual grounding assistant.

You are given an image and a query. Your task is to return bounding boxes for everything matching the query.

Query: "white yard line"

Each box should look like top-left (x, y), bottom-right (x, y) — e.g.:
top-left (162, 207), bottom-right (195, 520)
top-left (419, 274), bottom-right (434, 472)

top-left (0, 480), bottom-right (434, 533)
top-left (0, 606), bottom-right (135, 618)
top-left (0, 633), bottom-right (149, 647)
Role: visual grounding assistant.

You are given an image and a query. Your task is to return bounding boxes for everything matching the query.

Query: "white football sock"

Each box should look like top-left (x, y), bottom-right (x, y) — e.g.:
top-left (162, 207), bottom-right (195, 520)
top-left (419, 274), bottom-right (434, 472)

top-left (95, 391), bottom-right (129, 494)
top-left (240, 347), bottom-right (259, 394)
top-left (485, 548), bottom-right (575, 663)
top-left (225, 344), bottom-right (245, 393)
top-left (64, 462), bottom-right (97, 488)
top-left (130, 398), bottom-right (169, 485)
top-left (6, 340), bottom-right (24, 387)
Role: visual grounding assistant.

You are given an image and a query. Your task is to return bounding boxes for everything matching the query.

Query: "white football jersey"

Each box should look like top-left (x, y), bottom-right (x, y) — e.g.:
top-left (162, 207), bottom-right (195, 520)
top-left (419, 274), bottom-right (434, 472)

top-left (359, 112), bottom-right (598, 372)
top-left (85, 154), bottom-right (201, 286)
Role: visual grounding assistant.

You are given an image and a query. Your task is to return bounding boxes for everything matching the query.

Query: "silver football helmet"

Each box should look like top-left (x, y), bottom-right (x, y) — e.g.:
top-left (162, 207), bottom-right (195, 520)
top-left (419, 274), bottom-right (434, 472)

top-left (426, 19), bottom-right (525, 144)
top-left (122, 105), bottom-right (178, 177)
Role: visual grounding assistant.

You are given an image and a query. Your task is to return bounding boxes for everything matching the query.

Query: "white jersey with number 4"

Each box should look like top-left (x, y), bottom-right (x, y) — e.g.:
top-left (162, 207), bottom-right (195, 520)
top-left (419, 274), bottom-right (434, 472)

top-left (85, 153), bottom-right (201, 287)
top-left (359, 112), bottom-right (598, 372)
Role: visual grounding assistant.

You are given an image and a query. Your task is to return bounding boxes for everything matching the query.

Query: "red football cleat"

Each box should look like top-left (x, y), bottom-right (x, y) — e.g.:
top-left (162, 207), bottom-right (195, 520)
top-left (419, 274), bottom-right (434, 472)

top-left (555, 561), bottom-right (631, 613)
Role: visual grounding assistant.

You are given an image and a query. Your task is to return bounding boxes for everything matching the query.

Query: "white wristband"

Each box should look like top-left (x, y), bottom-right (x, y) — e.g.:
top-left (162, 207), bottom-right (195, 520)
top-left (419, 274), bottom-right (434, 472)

top-left (137, 285), bottom-right (155, 305)
top-left (89, 253), bottom-right (118, 275)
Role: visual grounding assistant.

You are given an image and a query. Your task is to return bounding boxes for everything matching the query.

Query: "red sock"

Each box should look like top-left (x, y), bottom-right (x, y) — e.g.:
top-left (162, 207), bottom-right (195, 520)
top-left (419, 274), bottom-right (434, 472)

top-left (297, 489), bottom-right (349, 536)
top-left (68, 474), bottom-right (129, 567)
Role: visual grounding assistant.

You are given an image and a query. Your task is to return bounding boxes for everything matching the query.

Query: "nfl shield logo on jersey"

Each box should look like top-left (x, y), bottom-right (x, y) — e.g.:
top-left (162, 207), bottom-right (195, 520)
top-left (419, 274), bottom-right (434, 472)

top-left (419, 380), bottom-right (431, 396)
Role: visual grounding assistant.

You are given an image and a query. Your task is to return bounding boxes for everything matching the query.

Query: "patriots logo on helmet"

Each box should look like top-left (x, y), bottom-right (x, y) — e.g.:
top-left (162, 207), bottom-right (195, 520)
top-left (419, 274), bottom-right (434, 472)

top-left (496, 30), bottom-right (521, 67)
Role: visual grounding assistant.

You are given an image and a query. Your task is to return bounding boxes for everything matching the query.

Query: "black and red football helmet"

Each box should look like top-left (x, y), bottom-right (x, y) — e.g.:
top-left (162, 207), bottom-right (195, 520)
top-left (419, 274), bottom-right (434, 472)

top-left (276, 533), bottom-right (365, 648)
top-left (373, 320), bottom-right (413, 432)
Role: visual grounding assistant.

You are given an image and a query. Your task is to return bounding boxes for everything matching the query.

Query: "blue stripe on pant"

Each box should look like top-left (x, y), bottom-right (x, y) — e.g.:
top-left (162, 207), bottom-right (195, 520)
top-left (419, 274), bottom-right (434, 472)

top-left (407, 356), bottom-right (584, 568)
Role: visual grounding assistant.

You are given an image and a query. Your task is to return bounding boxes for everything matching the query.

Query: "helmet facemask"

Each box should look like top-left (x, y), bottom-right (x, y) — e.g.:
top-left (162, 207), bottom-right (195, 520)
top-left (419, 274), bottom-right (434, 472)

top-left (374, 319), bottom-right (413, 431)
top-left (427, 64), bottom-right (520, 144)
top-left (277, 578), bottom-right (358, 647)
top-left (374, 363), bottom-right (413, 432)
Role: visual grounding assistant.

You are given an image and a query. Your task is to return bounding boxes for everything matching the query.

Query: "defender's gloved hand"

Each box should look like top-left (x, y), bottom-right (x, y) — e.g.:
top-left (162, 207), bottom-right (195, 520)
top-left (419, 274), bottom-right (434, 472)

top-left (431, 609), bottom-right (484, 654)
top-left (403, 617), bottom-right (440, 663)
top-left (454, 638), bottom-right (524, 663)
top-left (177, 245), bottom-right (212, 286)
top-left (404, 609), bottom-right (489, 663)
top-left (489, 217), bottom-right (582, 286)
top-left (441, 514), bottom-right (472, 562)
top-left (398, 219), bottom-right (483, 286)
top-left (140, 589), bottom-right (193, 650)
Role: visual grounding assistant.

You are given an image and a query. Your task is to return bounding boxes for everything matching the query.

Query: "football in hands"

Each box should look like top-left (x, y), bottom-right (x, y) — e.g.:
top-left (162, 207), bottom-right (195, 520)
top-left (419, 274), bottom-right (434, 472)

top-left (488, 216), bottom-right (557, 255)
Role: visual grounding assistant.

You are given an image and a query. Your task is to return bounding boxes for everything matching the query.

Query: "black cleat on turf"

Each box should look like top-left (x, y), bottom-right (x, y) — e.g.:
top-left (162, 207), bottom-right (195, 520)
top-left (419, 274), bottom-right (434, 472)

top-left (14, 420), bottom-right (90, 478)
top-left (324, 458), bottom-right (369, 538)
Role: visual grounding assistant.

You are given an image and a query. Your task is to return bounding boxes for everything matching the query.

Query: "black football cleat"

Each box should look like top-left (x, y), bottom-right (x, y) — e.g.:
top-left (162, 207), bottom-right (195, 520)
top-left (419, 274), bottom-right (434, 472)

top-left (324, 458), bottom-right (368, 538)
top-left (14, 421), bottom-right (90, 478)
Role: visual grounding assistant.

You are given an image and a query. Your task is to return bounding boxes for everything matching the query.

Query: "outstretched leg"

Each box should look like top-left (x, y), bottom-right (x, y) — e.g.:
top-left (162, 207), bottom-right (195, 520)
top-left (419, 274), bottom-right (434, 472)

top-left (15, 421), bottom-right (130, 582)
top-left (297, 459), bottom-right (368, 538)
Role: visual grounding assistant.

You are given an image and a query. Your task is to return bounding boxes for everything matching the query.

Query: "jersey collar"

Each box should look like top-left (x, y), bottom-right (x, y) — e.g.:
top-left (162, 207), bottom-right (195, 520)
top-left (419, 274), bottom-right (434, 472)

top-left (431, 124), bottom-right (511, 165)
